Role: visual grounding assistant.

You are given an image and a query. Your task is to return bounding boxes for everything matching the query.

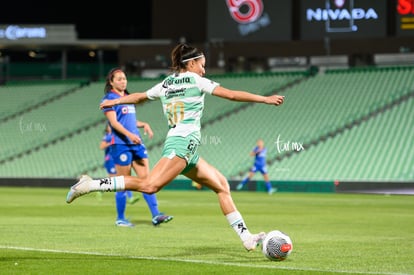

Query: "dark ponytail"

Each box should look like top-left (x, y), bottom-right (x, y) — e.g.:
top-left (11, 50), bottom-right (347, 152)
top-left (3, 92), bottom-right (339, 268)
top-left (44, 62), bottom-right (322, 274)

top-left (170, 43), bottom-right (204, 73)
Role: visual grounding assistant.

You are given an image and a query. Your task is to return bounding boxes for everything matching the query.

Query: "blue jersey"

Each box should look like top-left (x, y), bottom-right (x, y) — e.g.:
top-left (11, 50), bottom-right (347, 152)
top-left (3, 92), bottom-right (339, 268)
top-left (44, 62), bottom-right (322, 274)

top-left (101, 91), bottom-right (142, 145)
top-left (102, 132), bottom-right (116, 174)
top-left (102, 132), bottom-right (113, 156)
top-left (253, 146), bottom-right (267, 168)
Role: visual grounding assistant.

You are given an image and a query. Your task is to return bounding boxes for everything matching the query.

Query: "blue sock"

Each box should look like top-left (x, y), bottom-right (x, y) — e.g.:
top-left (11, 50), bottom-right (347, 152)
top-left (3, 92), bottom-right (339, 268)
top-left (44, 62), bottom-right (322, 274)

top-left (265, 181), bottom-right (272, 191)
top-left (126, 191), bottom-right (132, 198)
top-left (240, 177), bottom-right (249, 186)
top-left (143, 193), bottom-right (159, 217)
top-left (115, 191), bottom-right (127, 220)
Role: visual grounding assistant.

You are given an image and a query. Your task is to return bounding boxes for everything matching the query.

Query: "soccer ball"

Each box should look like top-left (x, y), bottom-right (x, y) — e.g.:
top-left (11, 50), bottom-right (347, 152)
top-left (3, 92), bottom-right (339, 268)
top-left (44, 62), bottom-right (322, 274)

top-left (261, 230), bottom-right (293, 261)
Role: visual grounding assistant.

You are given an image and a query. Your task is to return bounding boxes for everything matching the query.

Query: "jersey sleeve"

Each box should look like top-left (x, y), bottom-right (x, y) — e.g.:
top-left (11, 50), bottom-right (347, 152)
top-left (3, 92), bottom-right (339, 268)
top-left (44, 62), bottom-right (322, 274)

top-left (197, 76), bottom-right (220, 95)
top-left (146, 82), bottom-right (164, 100)
top-left (101, 93), bottom-right (117, 113)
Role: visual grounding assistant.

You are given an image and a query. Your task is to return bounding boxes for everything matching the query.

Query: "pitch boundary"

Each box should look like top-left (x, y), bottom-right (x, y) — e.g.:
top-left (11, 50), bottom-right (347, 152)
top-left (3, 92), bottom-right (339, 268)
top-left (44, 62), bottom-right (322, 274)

top-left (1, 245), bottom-right (410, 275)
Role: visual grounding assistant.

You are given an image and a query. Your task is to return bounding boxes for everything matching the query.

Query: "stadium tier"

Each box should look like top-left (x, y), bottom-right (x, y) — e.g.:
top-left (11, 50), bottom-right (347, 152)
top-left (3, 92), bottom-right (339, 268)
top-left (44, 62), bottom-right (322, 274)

top-left (0, 80), bottom-right (83, 121)
top-left (0, 67), bottom-right (413, 182)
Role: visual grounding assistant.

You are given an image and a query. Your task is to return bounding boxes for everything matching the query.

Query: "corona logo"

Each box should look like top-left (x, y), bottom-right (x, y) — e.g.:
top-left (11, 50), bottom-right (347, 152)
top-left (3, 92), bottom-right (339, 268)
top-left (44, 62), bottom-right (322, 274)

top-left (0, 25), bottom-right (46, 40)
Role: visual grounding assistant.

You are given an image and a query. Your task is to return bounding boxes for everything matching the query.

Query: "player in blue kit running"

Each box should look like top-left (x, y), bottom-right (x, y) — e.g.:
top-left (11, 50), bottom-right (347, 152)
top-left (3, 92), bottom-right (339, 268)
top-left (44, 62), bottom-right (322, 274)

top-left (236, 139), bottom-right (276, 195)
top-left (99, 123), bottom-right (140, 203)
top-left (66, 43), bottom-right (284, 251)
top-left (100, 68), bottom-right (173, 227)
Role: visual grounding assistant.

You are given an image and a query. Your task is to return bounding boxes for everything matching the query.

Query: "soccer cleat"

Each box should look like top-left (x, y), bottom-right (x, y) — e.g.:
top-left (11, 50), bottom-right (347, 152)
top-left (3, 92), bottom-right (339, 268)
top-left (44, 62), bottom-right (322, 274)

top-left (236, 183), bottom-right (244, 191)
top-left (268, 187), bottom-right (277, 195)
top-left (152, 213), bottom-right (174, 226)
top-left (66, 175), bottom-right (93, 203)
top-left (243, 232), bottom-right (267, 251)
top-left (115, 219), bottom-right (135, 227)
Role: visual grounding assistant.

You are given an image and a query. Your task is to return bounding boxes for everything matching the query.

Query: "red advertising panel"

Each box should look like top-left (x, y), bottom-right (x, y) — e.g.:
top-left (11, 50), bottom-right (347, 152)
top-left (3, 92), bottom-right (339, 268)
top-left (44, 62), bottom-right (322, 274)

top-left (396, 0), bottom-right (414, 36)
top-left (207, 0), bottom-right (292, 41)
top-left (300, 0), bottom-right (387, 40)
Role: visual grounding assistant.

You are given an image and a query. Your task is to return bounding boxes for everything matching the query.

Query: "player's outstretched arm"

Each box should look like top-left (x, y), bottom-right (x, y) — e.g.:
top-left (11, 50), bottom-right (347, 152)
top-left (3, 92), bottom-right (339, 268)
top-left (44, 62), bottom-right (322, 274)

top-left (100, 92), bottom-right (148, 109)
top-left (212, 86), bottom-right (284, 106)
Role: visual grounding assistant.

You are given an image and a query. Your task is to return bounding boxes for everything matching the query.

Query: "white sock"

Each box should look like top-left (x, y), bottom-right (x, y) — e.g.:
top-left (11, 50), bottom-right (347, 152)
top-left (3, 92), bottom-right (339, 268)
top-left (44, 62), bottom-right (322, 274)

top-left (90, 176), bottom-right (125, 192)
top-left (226, 211), bottom-right (251, 242)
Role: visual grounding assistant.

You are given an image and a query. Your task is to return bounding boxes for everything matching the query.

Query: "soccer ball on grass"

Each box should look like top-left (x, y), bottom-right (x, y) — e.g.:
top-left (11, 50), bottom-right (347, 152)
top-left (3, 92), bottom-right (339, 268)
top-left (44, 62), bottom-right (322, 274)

top-left (261, 230), bottom-right (293, 261)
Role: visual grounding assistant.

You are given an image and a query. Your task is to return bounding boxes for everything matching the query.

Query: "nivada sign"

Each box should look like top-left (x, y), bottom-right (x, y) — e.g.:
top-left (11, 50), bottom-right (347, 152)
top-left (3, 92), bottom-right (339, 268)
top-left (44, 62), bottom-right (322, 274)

top-left (300, 0), bottom-right (386, 40)
top-left (207, 0), bottom-right (291, 42)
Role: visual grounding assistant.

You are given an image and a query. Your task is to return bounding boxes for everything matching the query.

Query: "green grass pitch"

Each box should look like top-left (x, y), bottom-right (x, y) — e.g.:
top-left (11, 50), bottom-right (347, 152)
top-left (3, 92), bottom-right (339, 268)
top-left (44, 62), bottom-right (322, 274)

top-left (0, 187), bottom-right (413, 275)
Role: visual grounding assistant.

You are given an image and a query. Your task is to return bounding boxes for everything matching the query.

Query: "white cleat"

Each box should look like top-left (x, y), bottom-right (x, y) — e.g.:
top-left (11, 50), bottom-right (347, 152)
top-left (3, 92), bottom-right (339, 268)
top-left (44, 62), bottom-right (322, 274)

top-left (66, 175), bottom-right (93, 203)
top-left (243, 232), bottom-right (267, 251)
top-left (268, 188), bottom-right (277, 195)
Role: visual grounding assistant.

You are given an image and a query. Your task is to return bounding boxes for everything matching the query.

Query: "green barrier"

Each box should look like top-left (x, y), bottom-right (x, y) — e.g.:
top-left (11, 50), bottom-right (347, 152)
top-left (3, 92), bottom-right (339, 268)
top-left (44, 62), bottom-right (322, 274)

top-left (256, 180), bottom-right (335, 193)
top-left (162, 179), bottom-right (335, 193)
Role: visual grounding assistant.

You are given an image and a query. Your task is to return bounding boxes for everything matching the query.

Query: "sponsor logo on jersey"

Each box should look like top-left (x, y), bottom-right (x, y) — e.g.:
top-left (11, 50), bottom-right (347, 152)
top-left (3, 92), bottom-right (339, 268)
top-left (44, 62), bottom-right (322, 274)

top-left (162, 77), bottom-right (192, 88)
top-left (121, 106), bottom-right (135, 114)
top-left (165, 88), bottom-right (186, 99)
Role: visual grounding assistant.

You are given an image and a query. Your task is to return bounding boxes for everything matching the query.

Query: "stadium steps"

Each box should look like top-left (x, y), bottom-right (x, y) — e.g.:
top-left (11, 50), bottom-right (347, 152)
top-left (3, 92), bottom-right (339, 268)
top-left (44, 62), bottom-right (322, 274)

top-left (267, 93), bottom-right (414, 181)
top-left (0, 123), bottom-right (104, 178)
top-left (73, 70), bottom-right (309, 176)
top-left (0, 81), bottom-right (103, 164)
top-left (4, 66), bottom-right (413, 180)
top-left (260, 66), bottom-right (414, 181)
top-left (84, 70), bottom-right (311, 176)
top-left (265, 88), bottom-right (414, 180)
top-left (0, 77), bottom-right (166, 176)
top-left (0, 80), bottom-right (88, 123)
top-left (207, 66), bottom-right (414, 179)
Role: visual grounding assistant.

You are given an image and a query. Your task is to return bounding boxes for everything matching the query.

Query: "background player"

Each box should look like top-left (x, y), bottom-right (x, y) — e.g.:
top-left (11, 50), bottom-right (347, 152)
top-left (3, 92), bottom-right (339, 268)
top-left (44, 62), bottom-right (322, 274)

top-left (236, 139), bottom-right (276, 195)
top-left (101, 67), bottom-right (173, 227)
top-left (99, 123), bottom-right (140, 204)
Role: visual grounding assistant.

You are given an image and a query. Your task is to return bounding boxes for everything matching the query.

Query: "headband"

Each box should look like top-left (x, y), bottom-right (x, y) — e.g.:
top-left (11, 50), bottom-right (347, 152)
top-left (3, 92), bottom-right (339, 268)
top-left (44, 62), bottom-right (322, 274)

top-left (181, 54), bottom-right (204, 63)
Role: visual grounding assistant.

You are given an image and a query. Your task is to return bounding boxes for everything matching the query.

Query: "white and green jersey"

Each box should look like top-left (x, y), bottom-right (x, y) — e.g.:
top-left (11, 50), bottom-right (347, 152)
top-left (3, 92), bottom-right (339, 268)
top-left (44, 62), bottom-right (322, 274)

top-left (146, 72), bottom-right (219, 139)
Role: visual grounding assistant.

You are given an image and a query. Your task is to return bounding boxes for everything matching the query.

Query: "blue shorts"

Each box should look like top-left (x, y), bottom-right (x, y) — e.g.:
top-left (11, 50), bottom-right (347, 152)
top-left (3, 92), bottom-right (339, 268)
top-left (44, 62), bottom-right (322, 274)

top-left (250, 164), bottom-right (268, 175)
top-left (104, 154), bottom-right (116, 174)
top-left (104, 160), bottom-right (116, 174)
top-left (111, 144), bottom-right (148, 166)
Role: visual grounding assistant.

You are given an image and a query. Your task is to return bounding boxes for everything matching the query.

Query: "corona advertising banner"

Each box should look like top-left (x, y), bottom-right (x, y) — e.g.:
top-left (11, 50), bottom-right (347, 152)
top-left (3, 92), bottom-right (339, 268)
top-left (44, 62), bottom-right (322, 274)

top-left (0, 24), bottom-right (77, 44)
top-left (300, 0), bottom-right (387, 40)
top-left (207, 0), bottom-right (292, 41)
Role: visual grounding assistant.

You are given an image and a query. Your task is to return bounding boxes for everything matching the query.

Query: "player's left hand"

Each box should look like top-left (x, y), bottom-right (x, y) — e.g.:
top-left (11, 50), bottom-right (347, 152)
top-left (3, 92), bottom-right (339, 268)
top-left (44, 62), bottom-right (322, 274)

top-left (143, 125), bottom-right (154, 139)
top-left (266, 95), bottom-right (285, 106)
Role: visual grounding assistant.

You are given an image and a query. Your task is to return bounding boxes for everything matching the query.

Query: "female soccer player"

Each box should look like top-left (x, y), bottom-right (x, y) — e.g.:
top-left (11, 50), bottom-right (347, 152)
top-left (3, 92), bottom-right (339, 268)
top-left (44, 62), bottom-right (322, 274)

top-left (236, 139), bottom-right (276, 194)
top-left (99, 68), bottom-right (173, 227)
top-left (99, 123), bottom-right (141, 221)
top-left (66, 43), bottom-right (284, 251)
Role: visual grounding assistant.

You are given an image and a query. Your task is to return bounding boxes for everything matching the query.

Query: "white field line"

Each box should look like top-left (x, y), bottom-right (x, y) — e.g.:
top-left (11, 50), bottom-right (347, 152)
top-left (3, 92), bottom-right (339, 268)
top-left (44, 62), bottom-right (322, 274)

top-left (1, 245), bottom-right (412, 275)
